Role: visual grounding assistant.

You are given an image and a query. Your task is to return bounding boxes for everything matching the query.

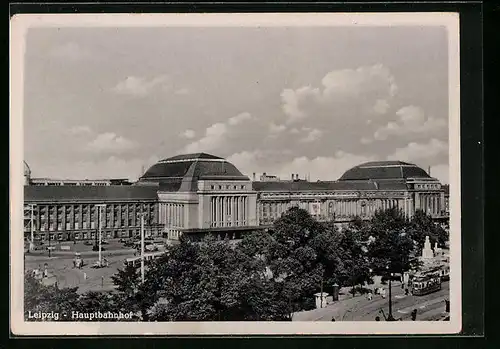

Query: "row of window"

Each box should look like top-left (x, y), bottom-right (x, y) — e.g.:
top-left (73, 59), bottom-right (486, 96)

top-left (415, 183), bottom-right (440, 190)
top-left (210, 184), bottom-right (247, 190)
top-left (33, 229), bottom-right (163, 241)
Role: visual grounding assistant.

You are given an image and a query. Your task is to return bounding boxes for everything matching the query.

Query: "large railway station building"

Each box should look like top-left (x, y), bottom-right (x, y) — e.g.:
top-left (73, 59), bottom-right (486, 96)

top-left (23, 153), bottom-right (449, 243)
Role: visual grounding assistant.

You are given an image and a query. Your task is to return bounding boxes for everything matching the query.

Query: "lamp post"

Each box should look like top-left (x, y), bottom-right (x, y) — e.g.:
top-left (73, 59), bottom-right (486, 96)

top-left (95, 204), bottom-right (106, 266)
top-left (137, 209), bottom-right (146, 284)
top-left (386, 265), bottom-right (396, 321)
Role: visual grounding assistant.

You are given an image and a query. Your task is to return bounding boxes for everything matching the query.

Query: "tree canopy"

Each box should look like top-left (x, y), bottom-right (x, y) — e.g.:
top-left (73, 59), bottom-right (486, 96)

top-left (25, 206), bottom-right (448, 321)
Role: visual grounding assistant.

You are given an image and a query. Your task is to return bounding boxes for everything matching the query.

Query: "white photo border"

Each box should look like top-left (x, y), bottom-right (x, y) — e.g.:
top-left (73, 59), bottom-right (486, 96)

top-left (10, 12), bottom-right (461, 336)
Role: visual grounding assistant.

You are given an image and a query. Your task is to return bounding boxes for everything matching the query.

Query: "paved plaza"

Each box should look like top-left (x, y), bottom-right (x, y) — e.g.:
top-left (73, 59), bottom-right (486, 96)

top-left (293, 281), bottom-right (450, 321)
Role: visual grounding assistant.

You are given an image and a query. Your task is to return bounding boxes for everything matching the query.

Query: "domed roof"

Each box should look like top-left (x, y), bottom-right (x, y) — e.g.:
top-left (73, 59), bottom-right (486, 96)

top-left (137, 153), bottom-right (249, 191)
top-left (339, 161), bottom-right (431, 181)
top-left (24, 161), bottom-right (31, 177)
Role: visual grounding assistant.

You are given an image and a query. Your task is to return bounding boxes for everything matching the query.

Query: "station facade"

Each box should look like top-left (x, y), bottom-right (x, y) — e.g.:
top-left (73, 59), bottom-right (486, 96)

top-left (23, 153), bottom-right (448, 243)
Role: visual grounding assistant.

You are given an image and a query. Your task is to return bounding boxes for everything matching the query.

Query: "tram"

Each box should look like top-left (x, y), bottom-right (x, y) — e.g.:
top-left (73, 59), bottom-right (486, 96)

top-left (410, 272), bottom-right (442, 296)
top-left (123, 251), bottom-right (165, 268)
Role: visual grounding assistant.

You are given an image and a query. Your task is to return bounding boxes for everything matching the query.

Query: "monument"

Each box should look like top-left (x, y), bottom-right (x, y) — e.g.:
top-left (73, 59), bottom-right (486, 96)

top-left (421, 235), bottom-right (434, 259)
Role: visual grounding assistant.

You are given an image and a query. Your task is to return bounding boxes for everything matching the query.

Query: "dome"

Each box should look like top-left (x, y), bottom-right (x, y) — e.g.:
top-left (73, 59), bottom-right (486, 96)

top-left (137, 153), bottom-right (249, 191)
top-left (24, 161), bottom-right (31, 177)
top-left (339, 161), bottom-right (431, 181)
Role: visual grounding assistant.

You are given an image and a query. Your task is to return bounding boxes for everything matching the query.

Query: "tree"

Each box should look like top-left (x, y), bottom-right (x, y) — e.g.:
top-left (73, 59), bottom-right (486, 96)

top-left (110, 263), bottom-right (145, 318)
top-left (365, 207), bottom-right (419, 275)
top-left (409, 209), bottom-right (449, 251)
top-left (141, 235), bottom-right (291, 321)
top-left (24, 272), bottom-right (80, 321)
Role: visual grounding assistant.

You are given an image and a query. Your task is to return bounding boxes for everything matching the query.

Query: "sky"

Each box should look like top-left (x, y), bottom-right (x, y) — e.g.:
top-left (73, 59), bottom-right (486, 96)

top-left (23, 25), bottom-right (450, 183)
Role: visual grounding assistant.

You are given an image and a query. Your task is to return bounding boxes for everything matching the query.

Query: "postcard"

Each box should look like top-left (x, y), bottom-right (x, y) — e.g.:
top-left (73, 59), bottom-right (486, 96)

top-left (10, 12), bottom-right (461, 335)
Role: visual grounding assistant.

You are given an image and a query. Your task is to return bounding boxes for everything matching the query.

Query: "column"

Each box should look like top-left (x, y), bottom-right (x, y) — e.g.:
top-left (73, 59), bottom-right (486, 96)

top-left (215, 197), bottom-right (219, 227)
top-left (219, 197), bottom-right (223, 226)
top-left (243, 197), bottom-right (247, 224)
top-left (233, 196), bottom-right (237, 226)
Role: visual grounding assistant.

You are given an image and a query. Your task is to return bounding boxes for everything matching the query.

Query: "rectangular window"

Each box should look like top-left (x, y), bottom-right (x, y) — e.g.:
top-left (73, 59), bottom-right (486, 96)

top-left (57, 223), bottom-right (62, 230)
top-left (66, 222), bottom-right (71, 230)
top-left (75, 222), bottom-right (80, 230)
top-left (241, 185), bottom-right (245, 189)
top-left (83, 232), bottom-right (88, 239)
top-left (211, 185), bottom-right (215, 190)
top-left (82, 222), bottom-right (87, 229)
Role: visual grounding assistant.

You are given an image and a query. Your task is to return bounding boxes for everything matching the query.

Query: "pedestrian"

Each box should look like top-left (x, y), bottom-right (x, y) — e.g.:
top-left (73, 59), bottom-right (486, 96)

top-left (367, 292), bottom-right (373, 301)
top-left (380, 288), bottom-right (386, 299)
top-left (405, 288), bottom-right (409, 296)
top-left (411, 309), bottom-right (417, 321)
top-left (375, 316), bottom-right (380, 321)
top-left (331, 317), bottom-right (335, 322)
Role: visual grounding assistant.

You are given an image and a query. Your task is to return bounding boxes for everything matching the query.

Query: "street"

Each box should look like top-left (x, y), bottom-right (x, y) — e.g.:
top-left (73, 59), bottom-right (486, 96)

top-left (293, 281), bottom-right (450, 321)
top-left (24, 249), bottom-right (137, 293)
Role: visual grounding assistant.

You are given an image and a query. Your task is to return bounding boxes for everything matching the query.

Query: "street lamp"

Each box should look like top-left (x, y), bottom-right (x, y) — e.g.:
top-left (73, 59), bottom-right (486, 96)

top-left (95, 204), bottom-right (106, 266)
top-left (386, 265), bottom-right (396, 321)
top-left (137, 208), bottom-right (147, 284)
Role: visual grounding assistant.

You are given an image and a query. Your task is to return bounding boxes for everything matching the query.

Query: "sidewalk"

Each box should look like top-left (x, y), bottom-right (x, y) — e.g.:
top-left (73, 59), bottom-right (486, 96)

top-left (26, 248), bottom-right (136, 259)
top-left (293, 280), bottom-right (405, 321)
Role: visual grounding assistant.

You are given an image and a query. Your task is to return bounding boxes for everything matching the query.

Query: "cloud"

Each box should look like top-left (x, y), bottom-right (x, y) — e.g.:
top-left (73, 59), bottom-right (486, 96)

top-left (112, 75), bottom-right (170, 96)
top-left (373, 99), bottom-right (390, 115)
top-left (86, 132), bottom-right (138, 153)
top-left (387, 138), bottom-right (448, 163)
top-left (228, 150), bottom-right (375, 181)
top-left (268, 123), bottom-right (287, 136)
top-left (280, 86), bottom-right (320, 122)
top-left (33, 155), bottom-right (160, 182)
top-left (49, 42), bottom-right (92, 60)
top-left (69, 125), bottom-right (92, 136)
top-left (371, 105), bottom-right (447, 142)
top-left (428, 163), bottom-right (449, 184)
top-left (228, 112), bottom-right (253, 126)
top-left (175, 88), bottom-right (190, 95)
top-left (179, 129), bottom-right (196, 139)
top-left (281, 64), bottom-right (398, 124)
top-left (181, 112), bottom-right (254, 154)
top-left (300, 128), bottom-right (323, 143)
top-left (182, 123), bottom-right (229, 154)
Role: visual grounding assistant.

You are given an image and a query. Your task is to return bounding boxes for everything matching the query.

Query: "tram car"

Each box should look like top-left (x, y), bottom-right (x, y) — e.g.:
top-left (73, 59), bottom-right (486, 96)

top-left (123, 251), bottom-right (165, 268)
top-left (410, 272), bottom-right (442, 296)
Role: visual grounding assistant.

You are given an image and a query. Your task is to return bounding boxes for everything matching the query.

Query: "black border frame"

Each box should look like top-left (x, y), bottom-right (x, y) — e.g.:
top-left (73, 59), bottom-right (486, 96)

top-left (6, 1), bottom-right (485, 346)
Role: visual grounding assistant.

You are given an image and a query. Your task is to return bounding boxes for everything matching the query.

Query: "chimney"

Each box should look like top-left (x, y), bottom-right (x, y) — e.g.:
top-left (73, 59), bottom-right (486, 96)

top-left (253, 172), bottom-right (256, 181)
top-left (428, 166), bottom-right (431, 176)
